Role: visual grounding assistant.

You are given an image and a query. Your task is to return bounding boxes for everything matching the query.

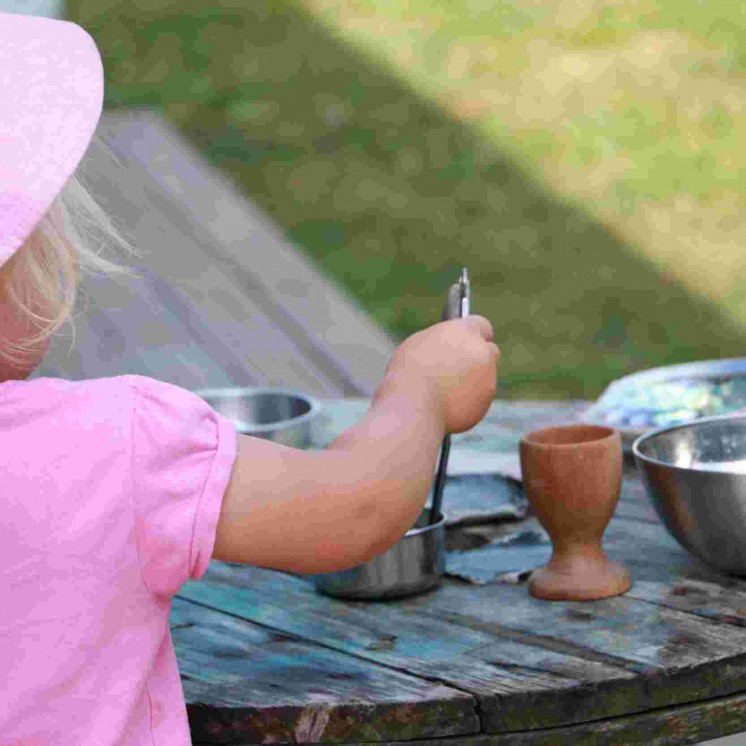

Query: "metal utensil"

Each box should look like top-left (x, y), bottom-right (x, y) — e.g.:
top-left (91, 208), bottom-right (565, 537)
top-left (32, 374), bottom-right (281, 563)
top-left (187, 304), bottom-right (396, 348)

top-left (429, 268), bottom-right (470, 525)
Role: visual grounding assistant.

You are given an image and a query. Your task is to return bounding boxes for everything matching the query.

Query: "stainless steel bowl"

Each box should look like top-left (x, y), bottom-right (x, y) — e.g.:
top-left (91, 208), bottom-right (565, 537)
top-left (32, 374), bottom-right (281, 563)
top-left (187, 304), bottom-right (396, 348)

top-left (312, 509), bottom-right (445, 600)
top-left (193, 387), bottom-right (321, 449)
top-left (633, 414), bottom-right (746, 575)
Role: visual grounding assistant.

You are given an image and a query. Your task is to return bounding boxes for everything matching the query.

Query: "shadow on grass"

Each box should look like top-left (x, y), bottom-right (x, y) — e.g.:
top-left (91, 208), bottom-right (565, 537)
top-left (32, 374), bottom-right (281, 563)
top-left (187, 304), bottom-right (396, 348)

top-left (69, 0), bottom-right (746, 399)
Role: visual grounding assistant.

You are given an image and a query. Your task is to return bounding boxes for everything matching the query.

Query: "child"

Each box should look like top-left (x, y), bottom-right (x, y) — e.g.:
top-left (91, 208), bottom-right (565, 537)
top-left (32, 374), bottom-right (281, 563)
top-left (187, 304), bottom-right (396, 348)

top-left (0, 12), bottom-right (499, 746)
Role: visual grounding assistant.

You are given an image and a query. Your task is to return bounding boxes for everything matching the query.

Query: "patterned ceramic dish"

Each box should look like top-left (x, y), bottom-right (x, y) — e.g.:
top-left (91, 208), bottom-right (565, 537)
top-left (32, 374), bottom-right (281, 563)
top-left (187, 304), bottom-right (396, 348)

top-left (582, 358), bottom-right (746, 451)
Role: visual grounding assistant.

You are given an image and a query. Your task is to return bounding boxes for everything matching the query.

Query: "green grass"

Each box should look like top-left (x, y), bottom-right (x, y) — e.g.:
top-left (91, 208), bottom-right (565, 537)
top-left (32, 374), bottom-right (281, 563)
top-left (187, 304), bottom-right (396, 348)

top-left (67, 0), bottom-right (746, 399)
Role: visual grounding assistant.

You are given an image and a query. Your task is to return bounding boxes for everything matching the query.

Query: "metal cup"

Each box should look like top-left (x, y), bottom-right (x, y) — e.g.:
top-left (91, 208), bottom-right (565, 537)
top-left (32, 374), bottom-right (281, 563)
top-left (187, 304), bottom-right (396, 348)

top-left (312, 508), bottom-right (445, 600)
top-left (193, 387), bottom-right (321, 449)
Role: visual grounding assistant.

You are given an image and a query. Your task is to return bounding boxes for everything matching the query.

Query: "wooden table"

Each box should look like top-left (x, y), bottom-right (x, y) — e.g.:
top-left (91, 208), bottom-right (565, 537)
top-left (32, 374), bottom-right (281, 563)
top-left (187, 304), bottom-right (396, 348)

top-left (173, 399), bottom-right (746, 746)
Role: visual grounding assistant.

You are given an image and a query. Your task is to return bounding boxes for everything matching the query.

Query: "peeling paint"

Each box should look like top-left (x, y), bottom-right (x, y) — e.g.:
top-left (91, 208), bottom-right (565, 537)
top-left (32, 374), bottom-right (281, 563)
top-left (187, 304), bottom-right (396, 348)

top-left (294, 707), bottom-right (332, 743)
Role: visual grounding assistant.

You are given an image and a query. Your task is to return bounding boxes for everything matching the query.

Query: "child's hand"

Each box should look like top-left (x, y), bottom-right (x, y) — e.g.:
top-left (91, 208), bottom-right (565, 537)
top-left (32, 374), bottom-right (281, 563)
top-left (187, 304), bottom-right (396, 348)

top-left (382, 315), bottom-right (499, 434)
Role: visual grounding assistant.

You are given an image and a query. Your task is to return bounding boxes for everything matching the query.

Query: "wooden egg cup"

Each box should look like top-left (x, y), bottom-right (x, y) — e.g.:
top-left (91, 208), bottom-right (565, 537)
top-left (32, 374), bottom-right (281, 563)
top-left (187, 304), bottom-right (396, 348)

top-left (519, 424), bottom-right (631, 601)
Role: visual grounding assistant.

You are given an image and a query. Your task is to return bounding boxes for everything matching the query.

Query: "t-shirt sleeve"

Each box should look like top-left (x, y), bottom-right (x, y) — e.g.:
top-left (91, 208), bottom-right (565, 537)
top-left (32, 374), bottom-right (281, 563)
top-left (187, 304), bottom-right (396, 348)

top-left (125, 375), bottom-right (238, 597)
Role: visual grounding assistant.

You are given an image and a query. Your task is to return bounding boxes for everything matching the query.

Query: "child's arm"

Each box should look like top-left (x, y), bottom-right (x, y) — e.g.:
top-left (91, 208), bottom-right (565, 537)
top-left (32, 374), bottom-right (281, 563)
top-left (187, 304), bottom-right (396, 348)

top-left (212, 316), bottom-right (499, 574)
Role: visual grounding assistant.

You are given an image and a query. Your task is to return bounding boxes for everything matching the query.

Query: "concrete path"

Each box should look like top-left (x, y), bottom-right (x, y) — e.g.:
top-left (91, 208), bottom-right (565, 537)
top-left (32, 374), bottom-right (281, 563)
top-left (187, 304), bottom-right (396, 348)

top-left (34, 109), bottom-right (397, 397)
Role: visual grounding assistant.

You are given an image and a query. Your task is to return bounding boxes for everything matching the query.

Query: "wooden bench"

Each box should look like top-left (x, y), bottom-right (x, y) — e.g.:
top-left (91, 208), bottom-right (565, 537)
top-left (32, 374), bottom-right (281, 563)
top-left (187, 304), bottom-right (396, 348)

top-left (33, 109), bottom-right (397, 397)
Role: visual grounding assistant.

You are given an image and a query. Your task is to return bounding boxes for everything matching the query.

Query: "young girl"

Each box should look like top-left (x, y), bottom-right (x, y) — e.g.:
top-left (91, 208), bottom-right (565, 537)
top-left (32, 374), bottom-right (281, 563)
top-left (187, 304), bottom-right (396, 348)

top-left (0, 12), bottom-right (499, 746)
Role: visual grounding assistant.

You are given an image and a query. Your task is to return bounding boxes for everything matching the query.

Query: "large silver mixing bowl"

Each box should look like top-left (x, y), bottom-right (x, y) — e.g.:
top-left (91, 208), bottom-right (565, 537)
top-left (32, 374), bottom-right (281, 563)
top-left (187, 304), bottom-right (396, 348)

top-left (193, 387), bottom-right (321, 449)
top-left (633, 414), bottom-right (746, 575)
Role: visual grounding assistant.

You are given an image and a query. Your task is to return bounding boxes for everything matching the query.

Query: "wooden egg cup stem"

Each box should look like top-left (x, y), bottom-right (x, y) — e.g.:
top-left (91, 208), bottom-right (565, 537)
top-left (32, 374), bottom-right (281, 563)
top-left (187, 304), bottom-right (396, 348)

top-left (529, 541), bottom-right (630, 602)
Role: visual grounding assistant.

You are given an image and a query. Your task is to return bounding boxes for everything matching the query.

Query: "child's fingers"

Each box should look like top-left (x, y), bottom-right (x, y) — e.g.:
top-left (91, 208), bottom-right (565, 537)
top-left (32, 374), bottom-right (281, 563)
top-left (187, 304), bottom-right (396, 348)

top-left (448, 314), bottom-right (495, 342)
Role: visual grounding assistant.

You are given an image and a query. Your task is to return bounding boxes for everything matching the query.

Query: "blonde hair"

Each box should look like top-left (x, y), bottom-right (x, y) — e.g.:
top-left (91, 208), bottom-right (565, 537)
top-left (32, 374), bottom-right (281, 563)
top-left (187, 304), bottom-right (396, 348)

top-left (0, 136), bottom-right (143, 369)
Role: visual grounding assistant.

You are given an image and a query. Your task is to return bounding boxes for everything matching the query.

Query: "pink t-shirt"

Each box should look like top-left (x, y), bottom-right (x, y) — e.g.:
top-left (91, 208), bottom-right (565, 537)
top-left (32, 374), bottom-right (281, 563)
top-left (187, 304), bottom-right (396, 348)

top-left (0, 374), bottom-right (238, 745)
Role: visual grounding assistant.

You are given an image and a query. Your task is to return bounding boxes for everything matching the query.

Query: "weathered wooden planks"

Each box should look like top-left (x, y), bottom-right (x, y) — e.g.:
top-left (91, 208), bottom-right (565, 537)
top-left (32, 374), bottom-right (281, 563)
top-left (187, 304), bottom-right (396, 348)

top-left (178, 521), bottom-right (746, 738)
top-left (178, 566), bottom-right (641, 735)
top-left (172, 399), bottom-right (746, 744)
top-left (171, 598), bottom-right (478, 744)
top-left (277, 688), bottom-right (746, 746)
top-left (176, 490), bottom-right (746, 739)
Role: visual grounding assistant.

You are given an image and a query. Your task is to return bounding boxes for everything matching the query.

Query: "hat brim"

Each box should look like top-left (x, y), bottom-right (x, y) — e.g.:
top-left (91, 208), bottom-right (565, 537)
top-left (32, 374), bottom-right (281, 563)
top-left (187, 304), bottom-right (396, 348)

top-left (0, 12), bottom-right (103, 266)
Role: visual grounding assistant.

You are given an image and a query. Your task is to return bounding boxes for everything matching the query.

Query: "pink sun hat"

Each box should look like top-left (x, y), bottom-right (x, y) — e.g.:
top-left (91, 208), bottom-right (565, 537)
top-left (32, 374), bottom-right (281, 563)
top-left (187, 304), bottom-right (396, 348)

top-left (0, 11), bottom-right (103, 268)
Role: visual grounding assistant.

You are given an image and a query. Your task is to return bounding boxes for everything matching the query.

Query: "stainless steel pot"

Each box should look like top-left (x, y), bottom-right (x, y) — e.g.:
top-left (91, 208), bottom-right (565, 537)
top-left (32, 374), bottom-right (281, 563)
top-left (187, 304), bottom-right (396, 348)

top-left (193, 387), bottom-right (321, 449)
top-left (312, 509), bottom-right (445, 600)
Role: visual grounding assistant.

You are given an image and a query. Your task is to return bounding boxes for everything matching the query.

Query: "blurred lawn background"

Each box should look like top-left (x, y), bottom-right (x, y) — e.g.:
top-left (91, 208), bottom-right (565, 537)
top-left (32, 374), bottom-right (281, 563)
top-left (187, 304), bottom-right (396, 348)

top-left (66, 0), bottom-right (746, 400)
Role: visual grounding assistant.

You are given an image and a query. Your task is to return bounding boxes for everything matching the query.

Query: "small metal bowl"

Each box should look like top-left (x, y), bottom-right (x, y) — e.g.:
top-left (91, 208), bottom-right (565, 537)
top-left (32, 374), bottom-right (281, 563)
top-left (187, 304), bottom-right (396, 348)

top-left (193, 387), bottom-right (321, 449)
top-left (633, 414), bottom-right (746, 575)
top-left (312, 509), bottom-right (446, 600)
